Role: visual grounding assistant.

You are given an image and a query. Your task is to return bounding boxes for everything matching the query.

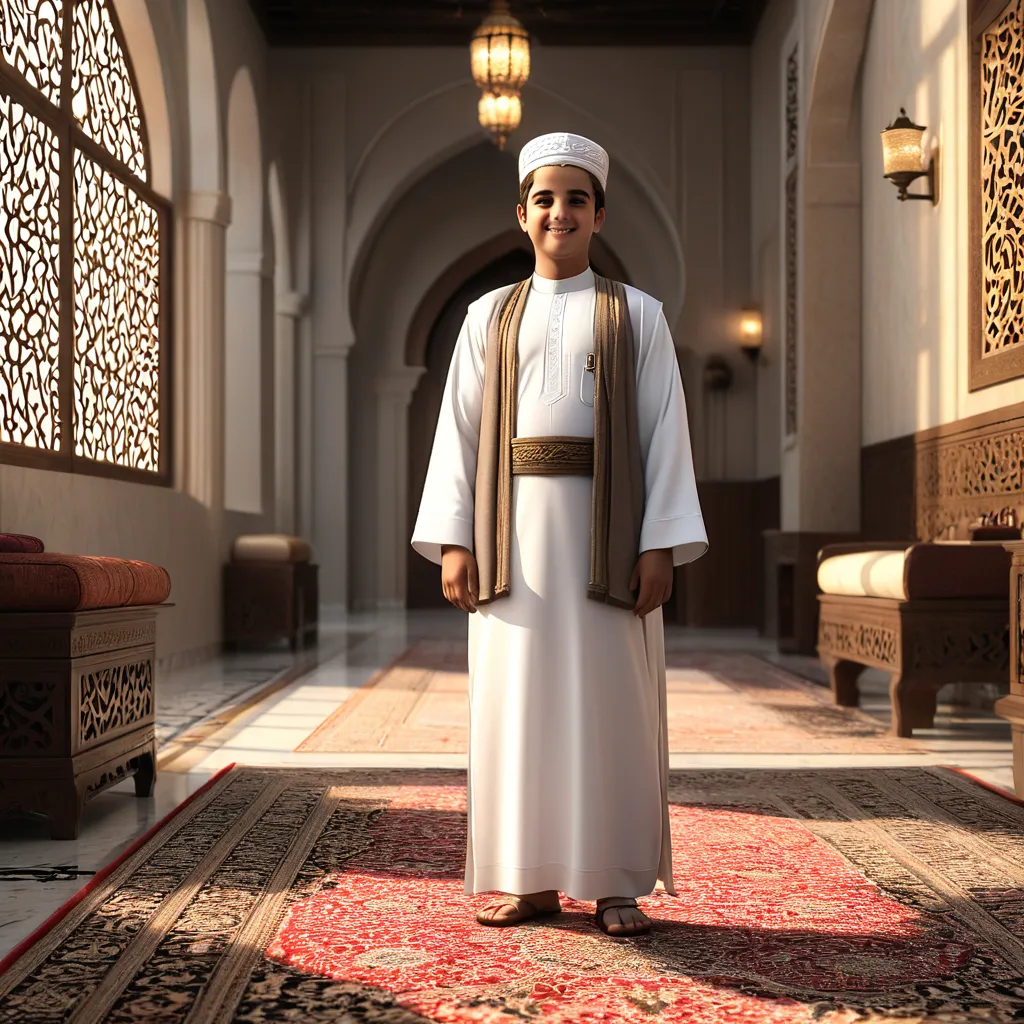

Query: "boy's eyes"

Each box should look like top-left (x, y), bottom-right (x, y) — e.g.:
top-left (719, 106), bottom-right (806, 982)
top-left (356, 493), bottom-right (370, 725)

top-left (533, 197), bottom-right (587, 205)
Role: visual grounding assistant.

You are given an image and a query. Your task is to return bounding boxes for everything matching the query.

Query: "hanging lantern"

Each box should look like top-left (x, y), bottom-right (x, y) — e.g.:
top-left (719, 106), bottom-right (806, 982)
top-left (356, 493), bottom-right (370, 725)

top-left (471, 0), bottom-right (530, 150)
top-left (477, 91), bottom-right (522, 150)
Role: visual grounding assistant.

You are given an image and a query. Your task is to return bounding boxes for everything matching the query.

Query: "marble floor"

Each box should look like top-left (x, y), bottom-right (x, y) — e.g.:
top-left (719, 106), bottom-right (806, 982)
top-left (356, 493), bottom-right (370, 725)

top-left (0, 609), bottom-right (1016, 961)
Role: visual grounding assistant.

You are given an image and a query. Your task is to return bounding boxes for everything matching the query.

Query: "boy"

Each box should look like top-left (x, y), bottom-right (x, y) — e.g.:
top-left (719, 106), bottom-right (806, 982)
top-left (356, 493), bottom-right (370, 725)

top-left (411, 132), bottom-right (707, 937)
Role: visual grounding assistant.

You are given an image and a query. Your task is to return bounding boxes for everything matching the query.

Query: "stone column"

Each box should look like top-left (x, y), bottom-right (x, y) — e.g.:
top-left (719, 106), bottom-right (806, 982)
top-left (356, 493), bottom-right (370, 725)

top-left (274, 290), bottom-right (307, 535)
top-left (225, 249), bottom-right (271, 514)
top-left (182, 191), bottom-right (231, 514)
top-left (375, 367), bottom-right (426, 608)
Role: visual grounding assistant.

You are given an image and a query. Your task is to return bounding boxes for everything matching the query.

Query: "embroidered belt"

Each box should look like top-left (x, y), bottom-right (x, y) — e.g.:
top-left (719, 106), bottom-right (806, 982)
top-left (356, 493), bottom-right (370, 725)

top-left (510, 436), bottom-right (594, 476)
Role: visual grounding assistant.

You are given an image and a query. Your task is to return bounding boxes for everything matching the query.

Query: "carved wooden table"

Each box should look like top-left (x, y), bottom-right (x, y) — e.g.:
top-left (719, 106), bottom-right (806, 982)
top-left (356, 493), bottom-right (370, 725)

top-left (0, 606), bottom-right (160, 839)
top-left (817, 594), bottom-right (1009, 737)
top-left (994, 541), bottom-right (1024, 795)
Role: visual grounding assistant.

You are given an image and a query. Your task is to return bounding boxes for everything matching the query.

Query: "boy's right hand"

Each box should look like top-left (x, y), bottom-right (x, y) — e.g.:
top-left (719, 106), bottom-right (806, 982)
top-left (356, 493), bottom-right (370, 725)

top-left (441, 545), bottom-right (479, 613)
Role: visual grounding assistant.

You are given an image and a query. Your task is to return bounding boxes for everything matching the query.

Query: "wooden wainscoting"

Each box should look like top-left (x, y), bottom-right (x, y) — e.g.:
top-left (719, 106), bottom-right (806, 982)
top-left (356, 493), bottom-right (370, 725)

top-left (862, 403), bottom-right (1024, 542)
top-left (675, 477), bottom-right (779, 628)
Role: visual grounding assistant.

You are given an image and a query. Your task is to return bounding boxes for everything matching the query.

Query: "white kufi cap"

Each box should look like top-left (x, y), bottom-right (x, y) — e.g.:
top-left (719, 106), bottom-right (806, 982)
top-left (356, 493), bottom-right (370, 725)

top-left (518, 132), bottom-right (609, 191)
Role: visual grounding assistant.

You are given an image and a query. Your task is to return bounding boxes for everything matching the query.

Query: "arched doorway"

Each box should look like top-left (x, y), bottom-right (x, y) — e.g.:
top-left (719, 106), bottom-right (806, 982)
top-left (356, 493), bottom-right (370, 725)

top-left (406, 245), bottom-right (625, 608)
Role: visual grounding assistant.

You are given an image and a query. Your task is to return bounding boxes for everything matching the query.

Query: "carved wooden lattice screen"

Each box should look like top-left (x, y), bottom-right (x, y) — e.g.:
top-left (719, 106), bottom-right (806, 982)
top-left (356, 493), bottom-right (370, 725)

top-left (783, 40), bottom-right (799, 437)
top-left (970, 0), bottom-right (1024, 390)
top-left (0, 0), bottom-right (170, 481)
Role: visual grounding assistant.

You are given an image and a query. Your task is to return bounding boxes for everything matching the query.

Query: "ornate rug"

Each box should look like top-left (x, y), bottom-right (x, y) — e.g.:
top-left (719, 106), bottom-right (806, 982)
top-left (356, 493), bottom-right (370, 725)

top-left (296, 641), bottom-right (920, 753)
top-left (2, 765), bottom-right (1024, 1022)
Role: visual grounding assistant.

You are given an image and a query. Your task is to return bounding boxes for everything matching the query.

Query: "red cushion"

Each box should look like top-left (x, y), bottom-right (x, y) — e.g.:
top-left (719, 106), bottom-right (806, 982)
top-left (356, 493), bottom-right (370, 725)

top-left (0, 533), bottom-right (45, 554)
top-left (0, 553), bottom-right (170, 612)
top-left (95, 557), bottom-right (172, 605)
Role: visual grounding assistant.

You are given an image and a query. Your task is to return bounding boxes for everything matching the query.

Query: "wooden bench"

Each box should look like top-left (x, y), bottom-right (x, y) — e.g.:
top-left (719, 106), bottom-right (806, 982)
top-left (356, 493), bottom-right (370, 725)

top-left (816, 542), bottom-right (1011, 737)
top-left (223, 534), bottom-right (318, 651)
top-left (0, 545), bottom-right (170, 838)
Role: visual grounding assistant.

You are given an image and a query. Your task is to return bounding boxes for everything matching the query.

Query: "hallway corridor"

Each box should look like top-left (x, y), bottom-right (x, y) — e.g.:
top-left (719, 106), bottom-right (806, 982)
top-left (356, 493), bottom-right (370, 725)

top-left (1, 611), bottom-right (1014, 965)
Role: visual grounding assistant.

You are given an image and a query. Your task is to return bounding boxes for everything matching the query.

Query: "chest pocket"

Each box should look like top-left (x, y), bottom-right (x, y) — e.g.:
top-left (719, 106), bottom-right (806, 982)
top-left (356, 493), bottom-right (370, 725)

top-left (580, 351), bottom-right (596, 408)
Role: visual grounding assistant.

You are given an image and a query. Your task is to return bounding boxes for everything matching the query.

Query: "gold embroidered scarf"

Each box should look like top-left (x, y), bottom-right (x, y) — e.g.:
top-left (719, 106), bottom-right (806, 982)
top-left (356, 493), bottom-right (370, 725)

top-left (473, 275), bottom-right (643, 609)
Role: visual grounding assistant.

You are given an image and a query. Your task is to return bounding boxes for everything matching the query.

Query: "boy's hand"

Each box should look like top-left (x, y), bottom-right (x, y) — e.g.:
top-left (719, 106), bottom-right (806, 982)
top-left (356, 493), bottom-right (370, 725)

top-left (441, 545), bottom-right (479, 613)
top-left (629, 548), bottom-right (674, 618)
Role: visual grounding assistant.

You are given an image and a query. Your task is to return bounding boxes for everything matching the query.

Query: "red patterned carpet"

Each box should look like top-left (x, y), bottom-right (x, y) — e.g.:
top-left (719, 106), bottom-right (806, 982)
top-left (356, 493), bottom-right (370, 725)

top-left (1, 766), bottom-right (1022, 1022)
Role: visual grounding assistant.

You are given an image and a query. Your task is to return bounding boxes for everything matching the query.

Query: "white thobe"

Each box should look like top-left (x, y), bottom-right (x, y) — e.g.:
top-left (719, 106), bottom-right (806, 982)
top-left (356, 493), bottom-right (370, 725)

top-left (411, 266), bottom-right (707, 900)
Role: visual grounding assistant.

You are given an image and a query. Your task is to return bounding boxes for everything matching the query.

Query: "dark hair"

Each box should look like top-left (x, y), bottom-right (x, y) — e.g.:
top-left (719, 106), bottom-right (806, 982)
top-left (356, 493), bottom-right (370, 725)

top-left (519, 166), bottom-right (605, 213)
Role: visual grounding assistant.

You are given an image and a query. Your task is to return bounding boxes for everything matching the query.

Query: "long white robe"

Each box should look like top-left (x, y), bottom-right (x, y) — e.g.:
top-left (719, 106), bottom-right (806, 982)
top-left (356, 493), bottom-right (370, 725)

top-left (411, 266), bottom-right (707, 900)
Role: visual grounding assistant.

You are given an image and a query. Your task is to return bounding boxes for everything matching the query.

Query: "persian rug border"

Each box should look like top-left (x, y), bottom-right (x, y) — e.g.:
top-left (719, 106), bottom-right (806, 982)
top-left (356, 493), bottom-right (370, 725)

top-left (0, 762), bottom-right (237, 979)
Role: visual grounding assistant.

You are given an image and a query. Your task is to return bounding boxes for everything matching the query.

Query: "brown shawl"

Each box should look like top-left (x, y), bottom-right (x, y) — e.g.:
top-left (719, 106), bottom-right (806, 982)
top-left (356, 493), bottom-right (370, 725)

top-left (473, 275), bottom-right (644, 609)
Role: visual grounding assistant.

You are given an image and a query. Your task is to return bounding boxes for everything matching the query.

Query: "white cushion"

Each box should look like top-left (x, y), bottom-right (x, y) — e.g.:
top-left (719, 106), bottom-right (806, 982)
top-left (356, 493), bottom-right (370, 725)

top-left (231, 534), bottom-right (312, 563)
top-left (817, 549), bottom-right (911, 600)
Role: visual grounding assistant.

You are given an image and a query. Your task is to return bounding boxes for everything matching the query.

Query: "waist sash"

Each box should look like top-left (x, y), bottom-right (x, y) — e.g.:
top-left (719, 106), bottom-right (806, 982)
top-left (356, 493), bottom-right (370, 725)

top-left (511, 436), bottom-right (594, 476)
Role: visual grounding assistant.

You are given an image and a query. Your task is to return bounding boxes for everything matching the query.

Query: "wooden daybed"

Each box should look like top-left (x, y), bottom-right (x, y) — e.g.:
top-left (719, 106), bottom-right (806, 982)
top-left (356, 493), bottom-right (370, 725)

top-left (815, 541), bottom-right (1011, 737)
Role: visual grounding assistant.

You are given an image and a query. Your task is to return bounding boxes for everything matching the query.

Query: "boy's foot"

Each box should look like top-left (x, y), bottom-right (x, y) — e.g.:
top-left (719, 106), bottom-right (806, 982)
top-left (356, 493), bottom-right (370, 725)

top-left (476, 889), bottom-right (561, 926)
top-left (596, 897), bottom-right (651, 937)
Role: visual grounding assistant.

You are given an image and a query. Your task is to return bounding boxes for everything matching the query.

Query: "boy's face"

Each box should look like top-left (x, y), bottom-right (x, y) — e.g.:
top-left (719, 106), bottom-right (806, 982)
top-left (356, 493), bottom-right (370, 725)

top-left (517, 164), bottom-right (605, 267)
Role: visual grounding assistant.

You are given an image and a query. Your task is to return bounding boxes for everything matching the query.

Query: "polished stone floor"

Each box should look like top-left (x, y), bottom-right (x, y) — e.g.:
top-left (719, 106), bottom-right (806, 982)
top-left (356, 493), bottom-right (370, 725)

top-left (0, 610), bottom-right (1015, 960)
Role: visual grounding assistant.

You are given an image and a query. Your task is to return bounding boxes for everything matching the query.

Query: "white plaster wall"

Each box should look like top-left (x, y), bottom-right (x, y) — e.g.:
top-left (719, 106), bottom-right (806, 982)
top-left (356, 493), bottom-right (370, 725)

top-left (861, 0), bottom-right (1024, 446)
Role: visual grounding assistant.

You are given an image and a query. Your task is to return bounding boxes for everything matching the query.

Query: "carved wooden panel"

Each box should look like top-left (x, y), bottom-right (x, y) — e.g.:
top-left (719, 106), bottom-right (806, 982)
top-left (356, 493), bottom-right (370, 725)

top-left (0, 0), bottom-right (170, 483)
top-left (0, 680), bottom-right (56, 754)
top-left (71, 0), bottom-right (147, 180)
top-left (85, 750), bottom-right (146, 796)
top-left (818, 618), bottom-right (898, 668)
top-left (784, 168), bottom-right (798, 436)
top-left (0, 0), bottom-right (63, 102)
top-left (915, 419), bottom-right (1024, 539)
top-left (0, 84), bottom-right (62, 451)
top-left (73, 151), bottom-right (161, 470)
top-left (785, 44), bottom-right (798, 162)
top-left (71, 622), bottom-right (156, 658)
top-left (78, 659), bottom-right (153, 746)
top-left (911, 624), bottom-right (1009, 671)
top-left (970, 0), bottom-right (1024, 388)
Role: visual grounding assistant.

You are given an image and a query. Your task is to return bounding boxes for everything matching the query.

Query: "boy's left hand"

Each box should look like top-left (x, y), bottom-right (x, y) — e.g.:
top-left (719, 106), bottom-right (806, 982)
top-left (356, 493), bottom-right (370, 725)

top-left (629, 548), bottom-right (674, 617)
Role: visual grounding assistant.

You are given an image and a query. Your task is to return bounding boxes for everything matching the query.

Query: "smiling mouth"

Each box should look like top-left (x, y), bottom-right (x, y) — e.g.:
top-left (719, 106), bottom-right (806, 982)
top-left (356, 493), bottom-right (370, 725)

top-left (547, 227), bottom-right (575, 234)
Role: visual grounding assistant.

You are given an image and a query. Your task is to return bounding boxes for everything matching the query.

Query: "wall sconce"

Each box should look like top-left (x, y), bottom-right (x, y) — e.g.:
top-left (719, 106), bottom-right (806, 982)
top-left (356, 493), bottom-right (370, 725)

top-left (880, 108), bottom-right (938, 205)
top-left (703, 355), bottom-right (733, 392)
top-left (739, 307), bottom-right (763, 364)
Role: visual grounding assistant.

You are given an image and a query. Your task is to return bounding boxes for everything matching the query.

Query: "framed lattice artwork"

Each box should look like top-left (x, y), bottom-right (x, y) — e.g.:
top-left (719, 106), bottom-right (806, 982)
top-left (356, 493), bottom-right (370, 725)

top-left (970, 0), bottom-right (1024, 390)
top-left (0, 0), bottom-right (171, 482)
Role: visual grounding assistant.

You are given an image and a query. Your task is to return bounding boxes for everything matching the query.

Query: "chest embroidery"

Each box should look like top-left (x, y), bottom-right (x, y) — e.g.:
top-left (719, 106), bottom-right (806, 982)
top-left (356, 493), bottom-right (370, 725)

top-left (542, 292), bottom-right (569, 405)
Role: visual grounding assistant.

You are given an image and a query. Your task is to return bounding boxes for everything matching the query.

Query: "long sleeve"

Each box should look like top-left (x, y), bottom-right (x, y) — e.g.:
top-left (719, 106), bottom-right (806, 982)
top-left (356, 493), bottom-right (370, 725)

top-left (410, 302), bottom-right (488, 565)
top-left (634, 300), bottom-right (708, 566)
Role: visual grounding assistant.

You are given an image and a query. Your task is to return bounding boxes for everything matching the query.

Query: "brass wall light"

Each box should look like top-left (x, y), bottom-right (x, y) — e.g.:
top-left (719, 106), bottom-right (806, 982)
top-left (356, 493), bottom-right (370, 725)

top-left (880, 108), bottom-right (938, 204)
top-left (738, 307), bottom-right (763, 364)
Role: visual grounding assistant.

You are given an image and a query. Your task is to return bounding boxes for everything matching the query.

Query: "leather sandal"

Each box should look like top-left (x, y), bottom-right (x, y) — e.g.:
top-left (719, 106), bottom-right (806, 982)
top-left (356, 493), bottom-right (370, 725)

top-left (476, 894), bottom-right (561, 927)
top-left (596, 897), bottom-right (652, 936)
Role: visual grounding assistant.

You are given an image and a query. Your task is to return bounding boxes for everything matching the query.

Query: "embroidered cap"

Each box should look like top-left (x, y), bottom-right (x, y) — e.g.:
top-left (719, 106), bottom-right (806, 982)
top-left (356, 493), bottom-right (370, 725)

top-left (517, 132), bottom-right (609, 191)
